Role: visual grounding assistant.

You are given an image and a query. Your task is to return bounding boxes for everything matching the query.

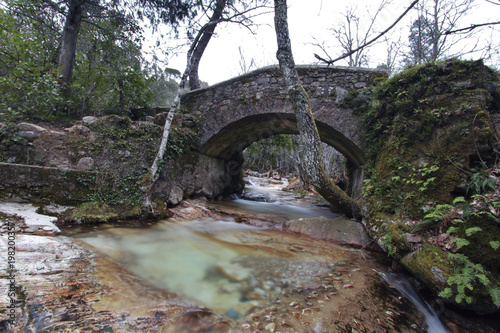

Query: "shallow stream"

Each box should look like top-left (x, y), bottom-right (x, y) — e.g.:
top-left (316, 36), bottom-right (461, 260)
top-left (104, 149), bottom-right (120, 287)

top-left (68, 176), bottom-right (449, 332)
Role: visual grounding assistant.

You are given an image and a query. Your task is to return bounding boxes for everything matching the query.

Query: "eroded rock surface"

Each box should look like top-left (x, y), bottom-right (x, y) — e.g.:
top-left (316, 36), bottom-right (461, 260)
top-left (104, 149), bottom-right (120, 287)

top-left (0, 204), bottom-right (230, 332)
top-left (284, 216), bottom-right (372, 248)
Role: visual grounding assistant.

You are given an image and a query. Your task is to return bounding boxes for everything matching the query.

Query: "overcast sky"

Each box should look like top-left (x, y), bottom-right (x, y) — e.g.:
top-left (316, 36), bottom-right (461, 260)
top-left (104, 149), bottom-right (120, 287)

top-left (145, 0), bottom-right (500, 85)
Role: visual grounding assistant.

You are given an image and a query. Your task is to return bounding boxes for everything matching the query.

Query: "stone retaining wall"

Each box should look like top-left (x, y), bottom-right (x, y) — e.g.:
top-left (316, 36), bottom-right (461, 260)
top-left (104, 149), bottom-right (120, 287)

top-left (0, 163), bottom-right (98, 204)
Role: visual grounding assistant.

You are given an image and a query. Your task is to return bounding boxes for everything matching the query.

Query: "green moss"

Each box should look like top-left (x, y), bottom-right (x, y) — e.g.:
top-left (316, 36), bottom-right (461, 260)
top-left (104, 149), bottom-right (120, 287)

top-left (362, 59), bottom-right (499, 218)
top-left (61, 201), bottom-right (147, 224)
top-left (400, 243), bottom-right (452, 292)
top-left (68, 202), bottom-right (119, 224)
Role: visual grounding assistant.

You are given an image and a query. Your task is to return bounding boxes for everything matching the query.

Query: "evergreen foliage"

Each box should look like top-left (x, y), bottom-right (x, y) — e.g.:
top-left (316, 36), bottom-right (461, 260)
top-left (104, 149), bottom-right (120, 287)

top-left (0, 0), bottom-right (179, 122)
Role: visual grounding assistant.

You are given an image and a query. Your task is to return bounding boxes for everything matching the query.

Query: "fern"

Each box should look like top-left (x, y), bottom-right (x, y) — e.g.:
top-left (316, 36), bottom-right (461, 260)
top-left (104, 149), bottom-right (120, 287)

top-left (452, 196), bottom-right (466, 205)
top-left (438, 287), bottom-right (453, 299)
top-left (489, 288), bottom-right (500, 308)
top-left (413, 203), bottom-right (454, 232)
top-left (450, 237), bottom-right (470, 249)
top-left (490, 241), bottom-right (500, 250)
top-left (448, 252), bottom-right (468, 263)
top-left (442, 253), bottom-right (497, 307)
top-left (467, 171), bottom-right (497, 195)
top-left (411, 219), bottom-right (439, 232)
top-left (465, 226), bottom-right (482, 237)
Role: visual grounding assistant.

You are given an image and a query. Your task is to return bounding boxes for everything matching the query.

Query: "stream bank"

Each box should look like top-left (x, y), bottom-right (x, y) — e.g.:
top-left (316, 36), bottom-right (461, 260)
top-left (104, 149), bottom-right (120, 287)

top-left (1, 175), bottom-right (496, 332)
top-left (0, 180), bottom-right (432, 333)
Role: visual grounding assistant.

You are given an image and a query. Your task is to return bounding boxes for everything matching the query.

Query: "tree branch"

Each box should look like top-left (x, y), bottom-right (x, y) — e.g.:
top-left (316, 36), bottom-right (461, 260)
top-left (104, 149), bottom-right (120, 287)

top-left (315, 0), bottom-right (419, 66)
top-left (445, 21), bottom-right (500, 35)
top-left (484, 0), bottom-right (500, 5)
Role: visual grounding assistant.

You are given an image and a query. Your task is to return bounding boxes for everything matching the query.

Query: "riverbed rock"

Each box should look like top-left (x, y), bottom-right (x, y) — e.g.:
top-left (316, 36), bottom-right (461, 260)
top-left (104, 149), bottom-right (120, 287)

top-left (283, 216), bottom-right (372, 248)
top-left (82, 115), bottom-right (98, 124)
top-left (0, 204), bottom-right (232, 332)
top-left (216, 262), bottom-right (252, 282)
top-left (16, 131), bottom-right (39, 142)
top-left (168, 186), bottom-right (184, 205)
top-left (0, 202), bottom-right (60, 235)
top-left (18, 122), bottom-right (47, 134)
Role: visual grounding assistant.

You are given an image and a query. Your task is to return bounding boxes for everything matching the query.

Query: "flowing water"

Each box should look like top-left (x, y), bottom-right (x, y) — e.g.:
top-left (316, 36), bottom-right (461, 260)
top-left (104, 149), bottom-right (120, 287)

top-left (69, 176), bottom-right (450, 332)
top-left (380, 272), bottom-right (449, 333)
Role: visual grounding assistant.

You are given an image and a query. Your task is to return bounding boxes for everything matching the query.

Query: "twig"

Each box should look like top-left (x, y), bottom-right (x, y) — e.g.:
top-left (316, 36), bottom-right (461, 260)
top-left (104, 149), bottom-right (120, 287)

top-left (315, 0), bottom-right (419, 66)
top-left (445, 21), bottom-right (500, 35)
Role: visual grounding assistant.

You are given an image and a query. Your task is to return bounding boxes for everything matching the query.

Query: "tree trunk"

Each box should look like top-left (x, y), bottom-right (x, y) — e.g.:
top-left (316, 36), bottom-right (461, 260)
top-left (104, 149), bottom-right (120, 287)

top-left (188, 0), bottom-right (226, 90)
top-left (59, 0), bottom-right (84, 90)
top-left (273, 0), bottom-right (362, 219)
top-left (141, 64), bottom-right (189, 213)
top-left (141, 5), bottom-right (227, 212)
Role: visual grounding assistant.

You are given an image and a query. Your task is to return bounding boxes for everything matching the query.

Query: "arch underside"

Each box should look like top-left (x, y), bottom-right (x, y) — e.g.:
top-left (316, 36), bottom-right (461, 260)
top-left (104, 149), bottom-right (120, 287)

top-left (201, 113), bottom-right (366, 169)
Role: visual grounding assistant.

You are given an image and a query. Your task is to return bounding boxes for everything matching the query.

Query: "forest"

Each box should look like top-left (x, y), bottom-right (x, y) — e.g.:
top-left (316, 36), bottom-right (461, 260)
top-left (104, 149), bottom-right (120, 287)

top-left (1, 0), bottom-right (498, 125)
top-left (1, 0), bottom-right (500, 331)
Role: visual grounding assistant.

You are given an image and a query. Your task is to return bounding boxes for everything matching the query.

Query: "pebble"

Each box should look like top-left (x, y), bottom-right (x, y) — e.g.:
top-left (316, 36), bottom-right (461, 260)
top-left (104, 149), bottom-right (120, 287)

top-left (265, 322), bottom-right (276, 332)
top-left (302, 308), bottom-right (312, 315)
top-left (241, 323), bottom-right (252, 330)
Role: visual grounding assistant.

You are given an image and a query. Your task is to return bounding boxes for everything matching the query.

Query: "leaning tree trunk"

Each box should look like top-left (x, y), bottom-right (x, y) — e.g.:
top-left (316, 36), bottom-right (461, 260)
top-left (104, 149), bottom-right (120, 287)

top-left (189, 0), bottom-right (227, 90)
top-left (141, 8), bottom-right (226, 212)
top-left (273, 0), bottom-right (362, 219)
top-left (59, 0), bottom-right (84, 92)
top-left (141, 59), bottom-right (191, 213)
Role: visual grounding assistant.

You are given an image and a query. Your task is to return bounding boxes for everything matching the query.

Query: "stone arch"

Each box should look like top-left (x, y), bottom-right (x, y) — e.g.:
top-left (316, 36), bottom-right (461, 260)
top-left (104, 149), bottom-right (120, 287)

top-left (201, 113), bottom-right (365, 168)
top-left (174, 65), bottom-right (387, 201)
top-left (200, 113), bottom-right (366, 198)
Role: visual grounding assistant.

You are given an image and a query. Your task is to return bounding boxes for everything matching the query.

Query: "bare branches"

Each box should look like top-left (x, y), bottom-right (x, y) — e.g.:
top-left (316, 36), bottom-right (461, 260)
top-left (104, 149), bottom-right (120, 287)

top-left (315, 0), bottom-right (419, 66)
top-left (445, 21), bottom-right (500, 35)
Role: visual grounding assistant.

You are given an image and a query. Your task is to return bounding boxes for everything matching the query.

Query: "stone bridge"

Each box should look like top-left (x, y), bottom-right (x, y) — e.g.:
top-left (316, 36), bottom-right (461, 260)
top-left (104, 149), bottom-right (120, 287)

top-left (178, 65), bottom-right (387, 198)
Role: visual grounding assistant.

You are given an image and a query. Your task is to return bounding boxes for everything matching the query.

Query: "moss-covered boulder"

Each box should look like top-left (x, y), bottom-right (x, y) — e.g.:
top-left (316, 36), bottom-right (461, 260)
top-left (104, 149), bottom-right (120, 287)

top-left (362, 59), bottom-right (500, 315)
top-left (400, 243), bottom-right (452, 293)
top-left (363, 59), bottom-right (499, 217)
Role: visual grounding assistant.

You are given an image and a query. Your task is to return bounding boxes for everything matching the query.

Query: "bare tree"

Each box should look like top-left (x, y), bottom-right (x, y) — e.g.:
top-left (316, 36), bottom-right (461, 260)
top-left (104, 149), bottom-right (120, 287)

top-left (328, 2), bottom-right (392, 67)
top-left (274, 0), bottom-right (362, 219)
top-left (377, 35), bottom-right (404, 75)
top-left (405, 0), bottom-right (478, 65)
top-left (315, 0), bottom-right (419, 67)
top-left (237, 46), bottom-right (258, 75)
top-left (186, 0), bottom-right (271, 90)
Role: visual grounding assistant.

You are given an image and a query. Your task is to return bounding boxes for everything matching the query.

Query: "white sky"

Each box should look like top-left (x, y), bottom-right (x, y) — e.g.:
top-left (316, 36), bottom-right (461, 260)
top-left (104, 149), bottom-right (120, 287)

top-left (145, 0), bottom-right (500, 85)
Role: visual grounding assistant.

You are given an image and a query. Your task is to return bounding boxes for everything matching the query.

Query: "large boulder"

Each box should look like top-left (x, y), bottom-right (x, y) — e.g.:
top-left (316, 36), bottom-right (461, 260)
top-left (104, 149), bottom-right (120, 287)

top-left (283, 216), bottom-right (372, 248)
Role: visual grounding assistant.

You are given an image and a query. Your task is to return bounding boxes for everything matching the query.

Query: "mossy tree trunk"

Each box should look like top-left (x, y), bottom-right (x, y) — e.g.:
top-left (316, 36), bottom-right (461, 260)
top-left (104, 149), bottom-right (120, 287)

top-left (273, 0), bottom-right (362, 219)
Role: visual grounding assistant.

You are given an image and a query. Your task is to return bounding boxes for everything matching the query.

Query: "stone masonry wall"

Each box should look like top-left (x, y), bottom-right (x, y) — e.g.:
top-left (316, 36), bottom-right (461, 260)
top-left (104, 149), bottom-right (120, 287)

top-left (181, 65), bottom-right (387, 152)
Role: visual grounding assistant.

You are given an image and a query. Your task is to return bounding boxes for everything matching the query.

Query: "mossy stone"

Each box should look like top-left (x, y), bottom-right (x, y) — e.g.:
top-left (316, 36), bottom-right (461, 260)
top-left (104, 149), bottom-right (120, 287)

top-left (400, 243), bottom-right (452, 292)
